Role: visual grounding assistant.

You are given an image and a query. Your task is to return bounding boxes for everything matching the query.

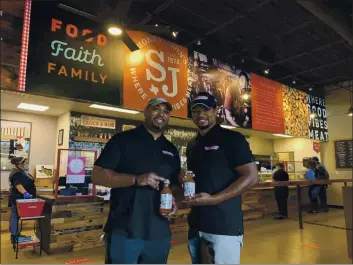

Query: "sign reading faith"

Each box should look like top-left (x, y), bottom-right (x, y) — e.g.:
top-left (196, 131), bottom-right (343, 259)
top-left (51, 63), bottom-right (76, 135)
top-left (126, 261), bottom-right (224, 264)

top-left (25, 1), bottom-right (124, 106)
top-left (123, 31), bottom-right (189, 118)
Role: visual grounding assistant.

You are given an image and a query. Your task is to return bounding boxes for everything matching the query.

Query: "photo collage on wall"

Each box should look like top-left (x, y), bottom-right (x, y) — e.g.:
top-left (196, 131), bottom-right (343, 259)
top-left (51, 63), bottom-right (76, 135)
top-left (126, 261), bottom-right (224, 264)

top-left (188, 51), bottom-right (252, 129)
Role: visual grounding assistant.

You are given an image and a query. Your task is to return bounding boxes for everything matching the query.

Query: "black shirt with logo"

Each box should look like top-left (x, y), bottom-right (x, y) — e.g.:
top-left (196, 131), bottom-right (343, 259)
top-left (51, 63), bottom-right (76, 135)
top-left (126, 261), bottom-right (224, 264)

top-left (94, 125), bottom-right (181, 240)
top-left (186, 124), bottom-right (254, 236)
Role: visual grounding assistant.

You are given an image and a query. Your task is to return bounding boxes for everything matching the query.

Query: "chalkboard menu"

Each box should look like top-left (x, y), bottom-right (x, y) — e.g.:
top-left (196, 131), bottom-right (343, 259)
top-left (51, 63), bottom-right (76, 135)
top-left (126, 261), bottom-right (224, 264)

top-left (334, 140), bottom-right (353, 168)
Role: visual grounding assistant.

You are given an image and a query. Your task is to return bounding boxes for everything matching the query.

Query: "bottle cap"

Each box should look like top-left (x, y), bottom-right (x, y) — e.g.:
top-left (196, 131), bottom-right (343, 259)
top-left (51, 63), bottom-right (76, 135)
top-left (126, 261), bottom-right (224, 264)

top-left (164, 179), bottom-right (170, 184)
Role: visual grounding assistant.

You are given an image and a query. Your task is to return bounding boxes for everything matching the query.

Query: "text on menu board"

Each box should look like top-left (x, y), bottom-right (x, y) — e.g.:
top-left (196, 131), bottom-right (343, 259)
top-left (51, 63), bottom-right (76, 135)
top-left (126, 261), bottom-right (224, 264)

top-left (48, 19), bottom-right (108, 84)
top-left (334, 140), bottom-right (353, 169)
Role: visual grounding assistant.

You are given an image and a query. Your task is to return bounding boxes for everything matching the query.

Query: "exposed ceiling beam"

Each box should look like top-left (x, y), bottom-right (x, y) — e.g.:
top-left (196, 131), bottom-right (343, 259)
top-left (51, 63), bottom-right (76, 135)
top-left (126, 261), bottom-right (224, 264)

top-left (138, 0), bottom-right (174, 25)
top-left (297, 0), bottom-right (353, 46)
top-left (185, 0), bottom-right (272, 46)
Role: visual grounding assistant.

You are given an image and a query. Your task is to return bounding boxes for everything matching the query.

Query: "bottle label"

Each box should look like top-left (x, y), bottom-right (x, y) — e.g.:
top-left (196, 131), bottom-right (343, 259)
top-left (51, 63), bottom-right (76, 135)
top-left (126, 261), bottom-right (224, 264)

top-left (160, 194), bottom-right (172, 209)
top-left (184, 182), bottom-right (195, 197)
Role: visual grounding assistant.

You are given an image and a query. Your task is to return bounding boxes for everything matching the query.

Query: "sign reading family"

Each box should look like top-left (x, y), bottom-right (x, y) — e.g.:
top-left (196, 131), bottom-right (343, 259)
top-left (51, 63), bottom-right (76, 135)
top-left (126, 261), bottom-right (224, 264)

top-left (25, 1), bottom-right (124, 106)
top-left (123, 31), bottom-right (189, 118)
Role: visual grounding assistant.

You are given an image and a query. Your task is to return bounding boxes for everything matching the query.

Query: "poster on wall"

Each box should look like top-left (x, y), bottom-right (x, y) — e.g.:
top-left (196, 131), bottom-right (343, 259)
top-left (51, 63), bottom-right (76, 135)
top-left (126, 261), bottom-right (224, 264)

top-left (251, 73), bottom-right (284, 133)
top-left (67, 156), bottom-right (86, 184)
top-left (282, 85), bottom-right (310, 138)
top-left (188, 51), bottom-right (252, 128)
top-left (307, 94), bottom-right (328, 141)
top-left (36, 165), bottom-right (54, 178)
top-left (123, 31), bottom-right (189, 118)
top-left (25, 1), bottom-right (124, 105)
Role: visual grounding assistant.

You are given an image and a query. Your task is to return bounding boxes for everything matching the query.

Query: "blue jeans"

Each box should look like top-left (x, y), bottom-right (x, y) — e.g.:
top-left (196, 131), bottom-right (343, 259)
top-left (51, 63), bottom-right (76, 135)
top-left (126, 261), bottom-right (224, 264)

top-left (10, 204), bottom-right (19, 237)
top-left (109, 232), bottom-right (171, 264)
top-left (188, 228), bottom-right (243, 264)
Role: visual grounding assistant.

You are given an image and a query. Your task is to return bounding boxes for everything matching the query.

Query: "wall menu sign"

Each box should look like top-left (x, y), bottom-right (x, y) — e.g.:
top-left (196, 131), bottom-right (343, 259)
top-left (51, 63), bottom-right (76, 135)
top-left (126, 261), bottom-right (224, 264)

top-left (25, 1), bottom-right (124, 105)
top-left (123, 31), bottom-right (189, 118)
top-left (307, 94), bottom-right (328, 141)
top-left (251, 73), bottom-right (284, 134)
top-left (80, 115), bottom-right (116, 129)
top-left (334, 140), bottom-right (353, 169)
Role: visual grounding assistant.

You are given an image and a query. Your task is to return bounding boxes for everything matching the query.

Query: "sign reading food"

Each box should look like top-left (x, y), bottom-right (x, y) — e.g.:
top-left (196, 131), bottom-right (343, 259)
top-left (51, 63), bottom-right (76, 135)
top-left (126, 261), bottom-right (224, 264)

top-left (25, 1), bottom-right (124, 105)
top-left (123, 31), bottom-right (189, 118)
top-left (251, 73), bottom-right (285, 134)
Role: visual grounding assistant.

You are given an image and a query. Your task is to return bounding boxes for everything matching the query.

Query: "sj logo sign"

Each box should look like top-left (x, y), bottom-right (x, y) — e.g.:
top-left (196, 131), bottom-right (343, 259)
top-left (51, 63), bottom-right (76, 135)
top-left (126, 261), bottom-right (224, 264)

top-left (123, 31), bottom-right (189, 118)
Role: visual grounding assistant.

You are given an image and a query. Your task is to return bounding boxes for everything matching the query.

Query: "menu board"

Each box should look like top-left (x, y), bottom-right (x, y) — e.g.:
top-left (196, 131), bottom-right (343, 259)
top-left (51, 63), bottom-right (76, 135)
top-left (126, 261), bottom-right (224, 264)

top-left (334, 140), bottom-right (353, 168)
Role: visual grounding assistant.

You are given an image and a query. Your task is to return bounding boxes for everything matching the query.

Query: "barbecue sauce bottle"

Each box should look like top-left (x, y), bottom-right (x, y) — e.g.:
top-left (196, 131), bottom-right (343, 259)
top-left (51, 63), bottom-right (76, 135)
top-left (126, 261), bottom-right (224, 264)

top-left (184, 171), bottom-right (195, 200)
top-left (160, 180), bottom-right (173, 216)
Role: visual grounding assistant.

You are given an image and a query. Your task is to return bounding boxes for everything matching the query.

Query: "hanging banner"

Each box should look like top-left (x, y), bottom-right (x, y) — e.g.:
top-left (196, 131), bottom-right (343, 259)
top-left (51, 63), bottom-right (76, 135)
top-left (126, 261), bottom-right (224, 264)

top-left (251, 73), bottom-right (284, 133)
top-left (313, 142), bottom-right (321, 153)
top-left (307, 94), bottom-right (328, 141)
top-left (188, 51), bottom-right (252, 128)
top-left (123, 31), bottom-right (189, 118)
top-left (25, 1), bottom-right (124, 105)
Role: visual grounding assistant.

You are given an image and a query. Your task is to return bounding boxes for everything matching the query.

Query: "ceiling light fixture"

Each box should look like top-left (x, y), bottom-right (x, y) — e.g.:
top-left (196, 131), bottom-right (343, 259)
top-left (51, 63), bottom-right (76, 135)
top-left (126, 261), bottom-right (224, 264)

top-left (155, 24), bottom-right (159, 27)
top-left (292, 80), bottom-right (296, 84)
top-left (172, 31), bottom-right (178, 37)
top-left (309, 87), bottom-right (313, 91)
top-left (90, 104), bottom-right (139, 114)
top-left (196, 40), bottom-right (201, 46)
top-left (348, 107), bottom-right (353, 116)
top-left (17, 103), bottom-right (49, 112)
top-left (242, 93), bottom-right (250, 100)
top-left (264, 68), bottom-right (270, 75)
top-left (108, 26), bottom-right (122, 36)
top-left (273, 134), bottom-right (293, 138)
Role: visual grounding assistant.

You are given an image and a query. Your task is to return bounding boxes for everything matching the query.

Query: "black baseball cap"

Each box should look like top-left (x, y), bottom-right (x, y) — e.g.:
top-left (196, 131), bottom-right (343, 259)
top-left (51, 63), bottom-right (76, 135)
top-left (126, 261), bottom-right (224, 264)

top-left (191, 92), bottom-right (217, 109)
top-left (146, 98), bottom-right (173, 111)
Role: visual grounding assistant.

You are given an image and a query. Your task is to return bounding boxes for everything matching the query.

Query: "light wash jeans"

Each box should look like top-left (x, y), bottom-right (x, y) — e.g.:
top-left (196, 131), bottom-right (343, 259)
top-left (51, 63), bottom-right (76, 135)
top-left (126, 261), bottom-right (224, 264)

top-left (188, 228), bottom-right (243, 264)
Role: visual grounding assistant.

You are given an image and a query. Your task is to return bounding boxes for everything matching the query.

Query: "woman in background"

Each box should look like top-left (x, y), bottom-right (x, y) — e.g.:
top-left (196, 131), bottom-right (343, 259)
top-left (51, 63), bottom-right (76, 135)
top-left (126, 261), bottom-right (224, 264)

top-left (272, 163), bottom-right (289, 220)
top-left (305, 160), bottom-right (320, 214)
top-left (8, 156), bottom-right (37, 244)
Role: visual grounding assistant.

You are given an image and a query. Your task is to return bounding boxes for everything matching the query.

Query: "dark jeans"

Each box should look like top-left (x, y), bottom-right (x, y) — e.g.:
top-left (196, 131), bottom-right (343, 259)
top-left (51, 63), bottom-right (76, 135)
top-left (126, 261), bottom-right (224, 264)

top-left (308, 185), bottom-right (321, 210)
top-left (319, 185), bottom-right (328, 210)
top-left (9, 204), bottom-right (19, 237)
top-left (274, 187), bottom-right (289, 217)
top-left (107, 232), bottom-right (171, 264)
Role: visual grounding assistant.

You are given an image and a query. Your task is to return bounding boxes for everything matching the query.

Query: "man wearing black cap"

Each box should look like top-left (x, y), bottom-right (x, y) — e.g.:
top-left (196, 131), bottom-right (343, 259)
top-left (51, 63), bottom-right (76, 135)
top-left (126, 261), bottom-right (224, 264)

top-left (92, 98), bottom-right (181, 264)
top-left (180, 92), bottom-right (259, 264)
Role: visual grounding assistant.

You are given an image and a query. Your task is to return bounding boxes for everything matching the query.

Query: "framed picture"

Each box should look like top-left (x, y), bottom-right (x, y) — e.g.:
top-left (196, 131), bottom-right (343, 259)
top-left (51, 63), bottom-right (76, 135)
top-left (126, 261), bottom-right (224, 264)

top-left (58, 129), bottom-right (64, 146)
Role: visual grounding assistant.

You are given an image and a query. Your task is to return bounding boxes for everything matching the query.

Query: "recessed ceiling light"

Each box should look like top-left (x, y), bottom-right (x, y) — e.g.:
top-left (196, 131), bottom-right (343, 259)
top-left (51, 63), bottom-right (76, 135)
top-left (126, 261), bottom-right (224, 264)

top-left (17, 103), bottom-right (49, 112)
top-left (273, 134), bottom-right (293, 138)
top-left (90, 104), bottom-right (139, 114)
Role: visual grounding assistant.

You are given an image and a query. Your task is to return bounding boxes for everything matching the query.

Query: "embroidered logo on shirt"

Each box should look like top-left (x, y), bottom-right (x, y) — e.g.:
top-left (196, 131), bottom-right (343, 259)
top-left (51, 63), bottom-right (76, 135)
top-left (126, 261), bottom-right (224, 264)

top-left (204, 145), bottom-right (219, 150)
top-left (162, 150), bottom-right (174, 157)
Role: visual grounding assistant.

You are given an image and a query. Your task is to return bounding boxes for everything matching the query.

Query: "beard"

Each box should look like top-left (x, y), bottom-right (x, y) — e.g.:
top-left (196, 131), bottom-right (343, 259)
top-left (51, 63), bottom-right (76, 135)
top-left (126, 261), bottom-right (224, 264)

top-left (197, 123), bottom-right (210, 130)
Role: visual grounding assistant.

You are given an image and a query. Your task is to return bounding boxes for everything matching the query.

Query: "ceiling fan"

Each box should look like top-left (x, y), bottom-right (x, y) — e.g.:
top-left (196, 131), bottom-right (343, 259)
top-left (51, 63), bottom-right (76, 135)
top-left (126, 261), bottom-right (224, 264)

top-left (57, 0), bottom-right (171, 52)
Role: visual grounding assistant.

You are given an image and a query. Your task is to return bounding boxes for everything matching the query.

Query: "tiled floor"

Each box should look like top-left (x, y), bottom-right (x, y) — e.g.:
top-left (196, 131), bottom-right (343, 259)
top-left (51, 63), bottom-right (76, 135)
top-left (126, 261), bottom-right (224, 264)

top-left (1, 209), bottom-right (351, 264)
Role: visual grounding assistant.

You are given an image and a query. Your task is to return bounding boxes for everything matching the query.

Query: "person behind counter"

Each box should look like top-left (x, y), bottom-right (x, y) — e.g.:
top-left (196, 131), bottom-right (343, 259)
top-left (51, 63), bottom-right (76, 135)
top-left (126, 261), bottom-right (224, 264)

top-left (305, 160), bottom-right (320, 213)
top-left (91, 98), bottom-right (181, 264)
top-left (8, 156), bottom-right (36, 244)
top-left (272, 163), bottom-right (289, 220)
top-left (180, 92), bottom-right (258, 264)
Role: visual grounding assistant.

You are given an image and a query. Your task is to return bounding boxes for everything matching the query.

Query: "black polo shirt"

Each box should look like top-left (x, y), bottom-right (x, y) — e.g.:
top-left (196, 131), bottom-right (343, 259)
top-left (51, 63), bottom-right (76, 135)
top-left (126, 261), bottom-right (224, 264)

top-left (94, 124), bottom-right (181, 240)
top-left (186, 124), bottom-right (254, 236)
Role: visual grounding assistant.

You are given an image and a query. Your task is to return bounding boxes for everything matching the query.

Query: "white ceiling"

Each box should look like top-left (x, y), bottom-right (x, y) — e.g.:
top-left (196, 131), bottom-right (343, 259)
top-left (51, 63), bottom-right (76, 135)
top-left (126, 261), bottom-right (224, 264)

top-left (0, 89), bottom-right (297, 140)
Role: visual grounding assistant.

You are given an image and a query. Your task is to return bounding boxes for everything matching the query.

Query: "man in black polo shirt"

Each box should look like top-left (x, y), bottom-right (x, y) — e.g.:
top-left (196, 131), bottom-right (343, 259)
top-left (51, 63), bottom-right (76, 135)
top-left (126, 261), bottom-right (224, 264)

top-left (181, 92), bottom-right (258, 264)
top-left (92, 98), bottom-right (181, 264)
